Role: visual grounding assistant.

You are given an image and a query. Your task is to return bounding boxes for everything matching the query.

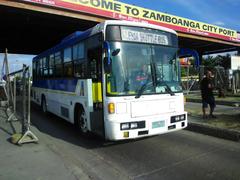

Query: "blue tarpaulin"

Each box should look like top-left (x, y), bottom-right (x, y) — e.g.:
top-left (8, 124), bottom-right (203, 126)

top-left (179, 48), bottom-right (200, 68)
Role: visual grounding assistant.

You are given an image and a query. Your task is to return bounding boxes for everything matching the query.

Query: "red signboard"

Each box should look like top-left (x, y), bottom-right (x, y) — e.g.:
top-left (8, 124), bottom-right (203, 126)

top-left (22, 0), bottom-right (240, 43)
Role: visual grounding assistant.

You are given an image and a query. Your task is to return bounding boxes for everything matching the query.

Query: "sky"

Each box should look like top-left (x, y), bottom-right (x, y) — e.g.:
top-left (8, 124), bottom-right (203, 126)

top-left (118, 0), bottom-right (240, 31)
top-left (0, 54), bottom-right (34, 75)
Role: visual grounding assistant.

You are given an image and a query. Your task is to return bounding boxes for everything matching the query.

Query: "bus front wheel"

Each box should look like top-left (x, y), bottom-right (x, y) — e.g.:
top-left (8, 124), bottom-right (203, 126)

top-left (76, 107), bottom-right (88, 134)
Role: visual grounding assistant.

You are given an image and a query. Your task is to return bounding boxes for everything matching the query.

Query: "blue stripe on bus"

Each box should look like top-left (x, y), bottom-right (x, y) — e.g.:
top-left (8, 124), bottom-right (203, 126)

top-left (32, 79), bottom-right (78, 92)
top-left (33, 29), bottom-right (93, 61)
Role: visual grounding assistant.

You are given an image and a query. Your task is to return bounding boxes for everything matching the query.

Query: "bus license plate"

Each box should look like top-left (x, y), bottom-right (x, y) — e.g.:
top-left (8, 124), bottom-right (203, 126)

top-left (152, 120), bottom-right (165, 129)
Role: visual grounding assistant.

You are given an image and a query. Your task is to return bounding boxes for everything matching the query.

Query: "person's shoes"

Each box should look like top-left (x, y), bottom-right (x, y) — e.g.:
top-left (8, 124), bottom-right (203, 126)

top-left (209, 114), bottom-right (217, 118)
top-left (202, 115), bottom-right (208, 119)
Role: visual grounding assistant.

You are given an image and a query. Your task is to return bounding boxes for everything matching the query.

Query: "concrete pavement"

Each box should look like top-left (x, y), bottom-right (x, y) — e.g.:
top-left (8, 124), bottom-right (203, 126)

top-left (185, 102), bottom-right (240, 141)
top-left (0, 107), bottom-right (91, 180)
top-left (0, 104), bottom-right (240, 180)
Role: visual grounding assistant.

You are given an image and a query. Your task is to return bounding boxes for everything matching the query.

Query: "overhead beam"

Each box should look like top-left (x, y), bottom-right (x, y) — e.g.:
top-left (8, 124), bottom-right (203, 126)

top-left (178, 32), bottom-right (240, 47)
top-left (203, 47), bottom-right (238, 55)
top-left (2, 1), bottom-right (239, 47)
top-left (0, 0), bottom-right (107, 22)
top-left (2, 1), bottom-right (240, 48)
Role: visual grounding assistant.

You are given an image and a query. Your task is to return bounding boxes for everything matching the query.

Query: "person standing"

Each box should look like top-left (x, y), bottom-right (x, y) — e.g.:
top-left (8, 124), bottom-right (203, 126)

top-left (200, 70), bottom-right (216, 119)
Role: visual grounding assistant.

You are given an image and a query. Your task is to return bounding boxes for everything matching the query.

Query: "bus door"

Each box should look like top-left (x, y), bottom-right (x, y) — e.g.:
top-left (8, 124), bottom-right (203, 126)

top-left (88, 47), bottom-right (104, 136)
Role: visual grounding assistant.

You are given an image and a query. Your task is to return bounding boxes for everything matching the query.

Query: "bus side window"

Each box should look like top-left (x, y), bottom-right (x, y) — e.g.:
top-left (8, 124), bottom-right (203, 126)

top-left (39, 58), bottom-right (43, 79)
top-left (73, 42), bottom-right (86, 78)
top-left (36, 61), bottom-right (39, 80)
top-left (90, 58), bottom-right (97, 79)
top-left (86, 34), bottom-right (102, 81)
top-left (87, 47), bottom-right (102, 81)
top-left (74, 61), bottom-right (87, 78)
top-left (63, 47), bottom-right (73, 77)
top-left (43, 57), bottom-right (49, 77)
top-left (49, 54), bottom-right (54, 77)
top-left (33, 61), bottom-right (36, 81)
top-left (55, 51), bottom-right (63, 78)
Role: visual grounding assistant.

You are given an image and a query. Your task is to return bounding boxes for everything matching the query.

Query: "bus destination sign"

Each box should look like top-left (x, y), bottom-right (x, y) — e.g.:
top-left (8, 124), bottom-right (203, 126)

top-left (121, 29), bottom-right (169, 45)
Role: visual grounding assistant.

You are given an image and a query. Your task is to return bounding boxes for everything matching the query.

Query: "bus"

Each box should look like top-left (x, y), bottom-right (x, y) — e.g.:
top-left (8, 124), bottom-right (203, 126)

top-left (32, 20), bottom-right (187, 140)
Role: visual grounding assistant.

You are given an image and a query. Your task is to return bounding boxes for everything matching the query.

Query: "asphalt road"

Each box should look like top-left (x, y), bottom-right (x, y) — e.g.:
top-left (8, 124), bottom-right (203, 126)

top-left (30, 104), bottom-right (240, 180)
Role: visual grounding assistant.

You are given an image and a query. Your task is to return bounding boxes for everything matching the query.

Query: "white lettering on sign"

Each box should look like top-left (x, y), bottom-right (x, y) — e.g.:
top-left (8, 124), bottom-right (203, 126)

top-left (121, 29), bottom-right (169, 45)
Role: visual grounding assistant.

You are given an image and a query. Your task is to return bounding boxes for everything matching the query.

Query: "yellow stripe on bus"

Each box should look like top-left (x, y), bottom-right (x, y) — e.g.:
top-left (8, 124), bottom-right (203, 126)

top-left (92, 82), bottom-right (103, 103)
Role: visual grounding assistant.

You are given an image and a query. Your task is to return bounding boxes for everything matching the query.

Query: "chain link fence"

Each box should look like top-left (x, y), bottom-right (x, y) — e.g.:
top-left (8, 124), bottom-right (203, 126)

top-left (181, 65), bottom-right (239, 96)
top-left (232, 70), bottom-right (240, 94)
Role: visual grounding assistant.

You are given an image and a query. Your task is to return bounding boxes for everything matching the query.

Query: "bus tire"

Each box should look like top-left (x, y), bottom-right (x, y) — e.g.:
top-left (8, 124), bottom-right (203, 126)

top-left (75, 106), bottom-right (88, 134)
top-left (41, 96), bottom-right (47, 114)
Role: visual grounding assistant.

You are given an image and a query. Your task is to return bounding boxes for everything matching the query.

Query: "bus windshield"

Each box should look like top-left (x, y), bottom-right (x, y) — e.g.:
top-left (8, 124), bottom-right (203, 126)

top-left (106, 42), bottom-right (182, 96)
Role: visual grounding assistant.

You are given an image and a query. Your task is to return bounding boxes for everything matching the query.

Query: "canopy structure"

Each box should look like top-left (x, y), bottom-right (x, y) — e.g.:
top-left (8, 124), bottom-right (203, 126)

top-left (0, 0), bottom-right (239, 55)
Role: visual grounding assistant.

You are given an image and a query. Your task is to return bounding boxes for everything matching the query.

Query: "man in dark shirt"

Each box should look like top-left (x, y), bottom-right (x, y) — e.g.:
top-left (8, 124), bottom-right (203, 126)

top-left (200, 70), bottom-right (216, 119)
top-left (136, 64), bottom-right (149, 85)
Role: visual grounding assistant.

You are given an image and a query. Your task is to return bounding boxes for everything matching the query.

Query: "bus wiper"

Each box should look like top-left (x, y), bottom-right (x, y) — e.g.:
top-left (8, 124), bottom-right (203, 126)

top-left (135, 83), bottom-right (147, 99)
top-left (135, 81), bottom-right (152, 99)
top-left (157, 81), bottom-right (175, 96)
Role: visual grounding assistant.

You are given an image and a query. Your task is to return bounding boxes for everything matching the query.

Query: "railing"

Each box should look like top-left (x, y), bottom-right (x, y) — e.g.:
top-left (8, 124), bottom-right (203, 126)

top-left (1, 49), bottom-right (38, 145)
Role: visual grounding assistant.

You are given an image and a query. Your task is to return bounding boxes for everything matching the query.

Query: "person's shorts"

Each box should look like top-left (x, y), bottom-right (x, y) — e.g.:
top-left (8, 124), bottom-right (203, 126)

top-left (202, 96), bottom-right (216, 108)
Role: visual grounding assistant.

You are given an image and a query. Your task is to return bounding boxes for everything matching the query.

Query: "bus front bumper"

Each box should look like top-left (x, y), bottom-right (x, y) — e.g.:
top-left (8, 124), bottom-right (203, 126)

top-left (104, 113), bottom-right (188, 141)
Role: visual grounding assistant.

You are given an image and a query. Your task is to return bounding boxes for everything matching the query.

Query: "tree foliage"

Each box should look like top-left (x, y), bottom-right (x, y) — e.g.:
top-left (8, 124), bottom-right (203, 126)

top-left (202, 54), bottom-right (231, 69)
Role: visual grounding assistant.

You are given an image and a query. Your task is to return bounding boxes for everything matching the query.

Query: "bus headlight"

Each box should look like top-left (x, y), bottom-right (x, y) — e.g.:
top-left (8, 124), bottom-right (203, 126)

top-left (180, 114), bottom-right (185, 120)
top-left (121, 123), bottom-right (130, 130)
top-left (130, 122), bottom-right (138, 129)
top-left (120, 121), bottom-right (145, 130)
top-left (171, 114), bottom-right (186, 123)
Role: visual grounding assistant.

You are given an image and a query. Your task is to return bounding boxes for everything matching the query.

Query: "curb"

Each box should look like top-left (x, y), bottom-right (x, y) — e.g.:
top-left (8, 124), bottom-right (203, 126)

top-left (186, 98), bottom-right (239, 107)
top-left (186, 122), bottom-right (240, 142)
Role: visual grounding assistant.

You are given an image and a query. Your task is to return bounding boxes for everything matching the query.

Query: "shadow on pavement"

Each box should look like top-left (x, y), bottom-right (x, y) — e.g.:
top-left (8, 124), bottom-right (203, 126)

top-left (0, 108), bottom-right (17, 136)
top-left (30, 103), bottom-right (148, 149)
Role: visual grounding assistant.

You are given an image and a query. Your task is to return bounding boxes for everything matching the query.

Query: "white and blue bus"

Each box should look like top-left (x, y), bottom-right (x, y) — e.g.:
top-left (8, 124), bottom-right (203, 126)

top-left (32, 20), bottom-right (187, 140)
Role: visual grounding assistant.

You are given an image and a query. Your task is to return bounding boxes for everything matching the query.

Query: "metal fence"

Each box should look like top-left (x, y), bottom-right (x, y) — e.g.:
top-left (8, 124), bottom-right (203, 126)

top-left (232, 70), bottom-right (240, 94)
top-left (10, 65), bottom-right (38, 144)
top-left (181, 65), bottom-right (239, 95)
top-left (181, 65), bottom-right (200, 94)
top-left (1, 50), bottom-right (38, 145)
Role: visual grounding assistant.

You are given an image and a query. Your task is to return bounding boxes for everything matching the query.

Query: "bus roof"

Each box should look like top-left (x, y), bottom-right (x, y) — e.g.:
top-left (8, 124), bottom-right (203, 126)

top-left (33, 20), bottom-right (176, 61)
top-left (104, 20), bottom-right (177, 35)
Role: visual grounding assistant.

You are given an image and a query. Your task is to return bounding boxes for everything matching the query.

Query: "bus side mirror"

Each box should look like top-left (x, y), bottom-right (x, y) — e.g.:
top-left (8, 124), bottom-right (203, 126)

top-left (104, 57), bottom-right (112, 74)
top-left (103, 41), bottom-right (112, 74)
